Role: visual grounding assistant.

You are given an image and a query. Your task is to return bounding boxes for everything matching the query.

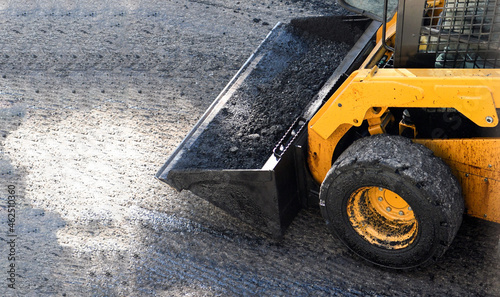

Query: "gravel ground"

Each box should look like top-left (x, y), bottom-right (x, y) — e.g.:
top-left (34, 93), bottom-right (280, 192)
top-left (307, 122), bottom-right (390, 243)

top-left (0, 1), bottom-right (499, 296)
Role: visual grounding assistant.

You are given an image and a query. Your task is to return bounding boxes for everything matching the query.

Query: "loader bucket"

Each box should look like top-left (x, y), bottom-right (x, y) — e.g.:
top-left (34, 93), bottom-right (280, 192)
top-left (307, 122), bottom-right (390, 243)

top-left (156, 16), bottom-right (379, 238)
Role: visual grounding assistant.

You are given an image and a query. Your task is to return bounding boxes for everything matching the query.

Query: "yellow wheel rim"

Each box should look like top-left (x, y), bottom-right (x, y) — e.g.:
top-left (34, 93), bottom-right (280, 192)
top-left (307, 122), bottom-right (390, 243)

top-left (347, 186), bottom-right (418, 250)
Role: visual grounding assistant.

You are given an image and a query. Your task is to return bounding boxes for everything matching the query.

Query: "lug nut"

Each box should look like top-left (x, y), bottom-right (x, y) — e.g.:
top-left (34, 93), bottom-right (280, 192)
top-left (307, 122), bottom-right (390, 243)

top-left (399, 211), bottom-right (404, 215)
top-left (386, 207), bottom-right (392, 212)
top-left (378, 197), bottom-right (383, 201)
top-left (408, 207), bottom-right (412, 211)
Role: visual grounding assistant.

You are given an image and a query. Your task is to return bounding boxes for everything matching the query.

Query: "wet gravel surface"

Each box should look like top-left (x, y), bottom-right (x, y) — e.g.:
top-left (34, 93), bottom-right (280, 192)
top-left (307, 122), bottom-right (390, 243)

top-left (0, 1), bottom-right (499, 296)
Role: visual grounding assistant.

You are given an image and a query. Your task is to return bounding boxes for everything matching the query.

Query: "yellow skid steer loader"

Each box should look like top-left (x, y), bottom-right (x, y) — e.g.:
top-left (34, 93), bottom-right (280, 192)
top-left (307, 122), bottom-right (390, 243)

top-left (157, 0), bottom-right (499, 268)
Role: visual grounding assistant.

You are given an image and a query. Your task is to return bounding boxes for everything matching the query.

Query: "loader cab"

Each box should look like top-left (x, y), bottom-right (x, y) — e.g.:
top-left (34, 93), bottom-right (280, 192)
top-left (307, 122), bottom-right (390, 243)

top-left (394, 0), bottom-right (500, 68)
top-left (340, 0), bottom-right (500, 69)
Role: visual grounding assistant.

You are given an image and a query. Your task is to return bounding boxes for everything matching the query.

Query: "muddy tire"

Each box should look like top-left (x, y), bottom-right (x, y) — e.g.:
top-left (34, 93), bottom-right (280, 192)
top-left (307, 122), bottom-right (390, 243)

top-left (319, 134), bottom-right (464, 269)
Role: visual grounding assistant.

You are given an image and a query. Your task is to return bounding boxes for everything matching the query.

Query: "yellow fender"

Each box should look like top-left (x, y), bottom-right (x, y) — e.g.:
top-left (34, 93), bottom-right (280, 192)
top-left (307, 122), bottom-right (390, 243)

top-left (308, 67), bottom-right (500, 183)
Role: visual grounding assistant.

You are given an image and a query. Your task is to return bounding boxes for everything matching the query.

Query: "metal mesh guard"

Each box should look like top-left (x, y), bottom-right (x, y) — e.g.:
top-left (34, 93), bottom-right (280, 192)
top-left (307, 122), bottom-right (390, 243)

top-left (418, 0), bottom-right (500, 68)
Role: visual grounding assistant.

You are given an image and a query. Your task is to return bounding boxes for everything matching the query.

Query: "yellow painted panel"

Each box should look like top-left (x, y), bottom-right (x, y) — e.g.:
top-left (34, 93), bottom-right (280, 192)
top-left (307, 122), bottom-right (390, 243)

top-left (415, 138), bottom-right (500, 223)
top-left (307, 69), bottom-right (500, 185)
top-left (310, 68), bottom-right (500, 140)
top-left (308, 124), bottom-right (351, 183)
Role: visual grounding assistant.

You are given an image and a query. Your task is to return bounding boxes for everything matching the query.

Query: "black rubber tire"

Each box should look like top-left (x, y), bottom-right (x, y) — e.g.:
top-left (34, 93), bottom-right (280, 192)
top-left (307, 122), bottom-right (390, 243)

top-left (319, 134), bottom-right (464, 269)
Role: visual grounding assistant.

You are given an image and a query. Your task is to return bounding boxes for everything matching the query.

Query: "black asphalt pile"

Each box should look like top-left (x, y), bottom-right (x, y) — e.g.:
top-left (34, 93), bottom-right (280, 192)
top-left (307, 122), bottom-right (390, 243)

top-left (174, 25), bottom-right (351, 170)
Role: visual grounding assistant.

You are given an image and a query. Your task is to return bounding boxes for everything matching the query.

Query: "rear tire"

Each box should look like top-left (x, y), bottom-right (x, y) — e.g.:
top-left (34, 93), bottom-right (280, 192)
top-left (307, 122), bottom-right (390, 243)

top-left (319, 135), bottom-right (463, 269)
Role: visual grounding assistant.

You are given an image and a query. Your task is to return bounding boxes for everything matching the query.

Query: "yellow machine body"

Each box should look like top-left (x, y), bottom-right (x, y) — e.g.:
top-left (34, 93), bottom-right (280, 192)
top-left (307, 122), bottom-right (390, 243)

top-left (307, 37), bottom-right (500, 224)
top-left (415, 139), bottom-right (500, 222)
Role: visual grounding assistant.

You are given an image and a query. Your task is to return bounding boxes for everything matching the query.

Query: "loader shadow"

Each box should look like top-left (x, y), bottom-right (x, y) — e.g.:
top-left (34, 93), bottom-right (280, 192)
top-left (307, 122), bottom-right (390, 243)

top-left (131, 199), bottom-right (500, 296)
top-left (0, 97), bottom-right (75, 295)
top-left (0, 160), bottom-right (107, 296)
top-left (431, 215), bottom-right (500, 273)
top-left (0, 186), bottom-right (70, 295)
top-left (390, 216), bottom-right (500, 296)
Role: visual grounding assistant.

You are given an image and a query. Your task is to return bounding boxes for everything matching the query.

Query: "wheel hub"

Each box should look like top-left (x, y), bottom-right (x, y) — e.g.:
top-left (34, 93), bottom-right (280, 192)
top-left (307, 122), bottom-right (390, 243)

top-left (371, 187), bottom-right (414, 221)
top-left (347, 186), bottom-right (418, 250)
